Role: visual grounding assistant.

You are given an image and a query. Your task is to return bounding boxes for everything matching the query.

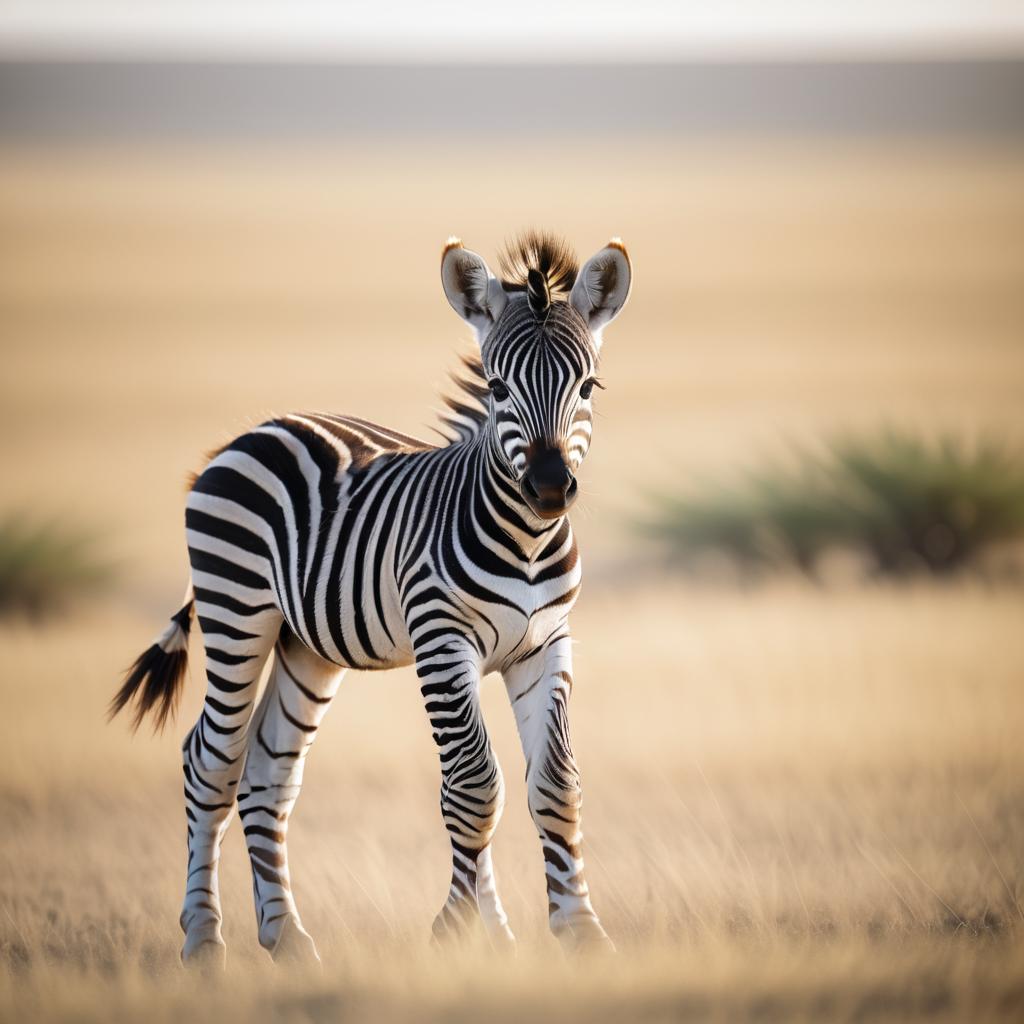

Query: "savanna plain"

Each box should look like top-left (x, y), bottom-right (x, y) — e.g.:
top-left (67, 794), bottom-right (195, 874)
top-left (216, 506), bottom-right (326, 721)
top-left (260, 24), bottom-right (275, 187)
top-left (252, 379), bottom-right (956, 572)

top-left (1, 139), bottom-right (1023, 1022)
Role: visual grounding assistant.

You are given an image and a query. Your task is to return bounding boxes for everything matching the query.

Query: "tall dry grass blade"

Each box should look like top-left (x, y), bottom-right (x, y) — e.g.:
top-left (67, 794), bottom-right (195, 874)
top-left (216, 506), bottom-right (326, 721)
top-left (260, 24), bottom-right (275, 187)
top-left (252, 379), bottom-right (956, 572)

top-left (955, 790), bottom-right (1024, 926)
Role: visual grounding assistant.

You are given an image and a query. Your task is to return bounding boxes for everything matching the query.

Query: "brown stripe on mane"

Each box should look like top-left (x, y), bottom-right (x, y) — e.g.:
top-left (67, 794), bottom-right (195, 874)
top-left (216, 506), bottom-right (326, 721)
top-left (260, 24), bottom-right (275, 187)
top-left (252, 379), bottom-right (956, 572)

top-left (435, 351), bottom-right (489, 445)
top-left (498, 231), bottom-right (578, 300)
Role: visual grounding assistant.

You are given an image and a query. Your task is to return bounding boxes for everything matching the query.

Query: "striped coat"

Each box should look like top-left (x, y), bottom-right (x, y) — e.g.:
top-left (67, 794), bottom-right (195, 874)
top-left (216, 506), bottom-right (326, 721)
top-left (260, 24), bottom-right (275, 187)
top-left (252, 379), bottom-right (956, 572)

top-left (112, 231), bottom-right (632, 966)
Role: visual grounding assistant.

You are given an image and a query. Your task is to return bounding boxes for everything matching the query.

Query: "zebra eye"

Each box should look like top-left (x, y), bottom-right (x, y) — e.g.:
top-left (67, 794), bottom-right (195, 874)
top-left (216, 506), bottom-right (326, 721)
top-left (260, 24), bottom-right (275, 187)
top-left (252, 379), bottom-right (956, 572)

top-left (580, 379), bottom-right (596, 400)
top-left (489, 379), bottom-right (510, 402)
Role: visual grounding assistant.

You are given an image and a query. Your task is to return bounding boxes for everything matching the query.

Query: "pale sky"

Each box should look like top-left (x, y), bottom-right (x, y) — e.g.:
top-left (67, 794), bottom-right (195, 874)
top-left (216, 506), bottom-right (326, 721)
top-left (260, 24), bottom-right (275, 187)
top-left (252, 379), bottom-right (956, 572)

top-left (2, 1), bottom-right (1024, 61)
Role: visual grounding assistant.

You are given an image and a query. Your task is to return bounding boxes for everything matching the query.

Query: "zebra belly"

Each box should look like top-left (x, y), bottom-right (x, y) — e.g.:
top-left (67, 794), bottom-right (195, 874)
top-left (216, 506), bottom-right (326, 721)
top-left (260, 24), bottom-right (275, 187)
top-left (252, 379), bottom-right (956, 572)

top-left (289, 507), bottom-right (415, 672)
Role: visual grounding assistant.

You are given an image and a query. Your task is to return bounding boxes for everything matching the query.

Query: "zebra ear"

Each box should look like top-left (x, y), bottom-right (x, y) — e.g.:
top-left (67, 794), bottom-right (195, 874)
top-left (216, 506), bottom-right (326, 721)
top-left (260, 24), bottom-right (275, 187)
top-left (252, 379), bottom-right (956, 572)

top-left (441, 238), bottom-right (508, 343)
top-left (569, 239), bottom-right (632, 342)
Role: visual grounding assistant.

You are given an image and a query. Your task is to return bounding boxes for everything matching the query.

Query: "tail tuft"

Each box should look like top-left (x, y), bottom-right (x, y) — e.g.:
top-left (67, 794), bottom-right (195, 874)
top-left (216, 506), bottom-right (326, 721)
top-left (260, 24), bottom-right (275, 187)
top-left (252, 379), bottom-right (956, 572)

top-left (109, 599), bottom-right (194, 733)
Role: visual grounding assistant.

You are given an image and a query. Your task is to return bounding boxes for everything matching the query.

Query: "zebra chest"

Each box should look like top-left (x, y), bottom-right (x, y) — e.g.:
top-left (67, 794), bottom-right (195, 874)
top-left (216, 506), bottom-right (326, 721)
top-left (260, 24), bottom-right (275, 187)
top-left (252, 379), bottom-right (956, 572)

top-left (458, 569), bottom-right (579, 670)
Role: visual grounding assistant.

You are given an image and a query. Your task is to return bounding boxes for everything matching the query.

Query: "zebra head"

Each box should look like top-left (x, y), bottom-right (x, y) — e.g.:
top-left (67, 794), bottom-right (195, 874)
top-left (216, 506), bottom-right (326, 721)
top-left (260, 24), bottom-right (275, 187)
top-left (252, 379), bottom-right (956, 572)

top-left (441, 233), bottom-right (631, 520)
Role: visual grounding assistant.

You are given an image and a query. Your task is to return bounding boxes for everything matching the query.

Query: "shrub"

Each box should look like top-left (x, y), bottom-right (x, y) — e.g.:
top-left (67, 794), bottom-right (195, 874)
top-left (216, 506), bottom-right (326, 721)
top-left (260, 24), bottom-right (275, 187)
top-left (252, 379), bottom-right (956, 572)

top-left (0, 515), bottom-right (113, 620)
top-left (644, 432), bottom-right (1024, 577)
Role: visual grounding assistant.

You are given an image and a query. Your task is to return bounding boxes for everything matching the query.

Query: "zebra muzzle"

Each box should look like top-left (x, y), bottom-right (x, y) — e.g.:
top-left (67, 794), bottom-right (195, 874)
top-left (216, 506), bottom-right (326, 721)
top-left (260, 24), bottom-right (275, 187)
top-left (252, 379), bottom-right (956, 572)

top-left (522, 448), bottom-right (577, 519)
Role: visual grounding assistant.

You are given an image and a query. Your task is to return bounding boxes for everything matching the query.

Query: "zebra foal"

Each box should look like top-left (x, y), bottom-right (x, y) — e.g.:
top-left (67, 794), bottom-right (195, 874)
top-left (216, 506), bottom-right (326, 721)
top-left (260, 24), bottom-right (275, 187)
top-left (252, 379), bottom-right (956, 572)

top-left (111, 231), bottom-right (631, 967)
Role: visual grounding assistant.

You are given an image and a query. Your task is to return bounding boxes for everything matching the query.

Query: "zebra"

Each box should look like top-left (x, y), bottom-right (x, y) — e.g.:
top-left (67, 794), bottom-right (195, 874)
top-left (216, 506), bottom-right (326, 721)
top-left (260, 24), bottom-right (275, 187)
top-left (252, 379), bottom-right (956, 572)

top-left (111, 231), bottom-right (632, 967)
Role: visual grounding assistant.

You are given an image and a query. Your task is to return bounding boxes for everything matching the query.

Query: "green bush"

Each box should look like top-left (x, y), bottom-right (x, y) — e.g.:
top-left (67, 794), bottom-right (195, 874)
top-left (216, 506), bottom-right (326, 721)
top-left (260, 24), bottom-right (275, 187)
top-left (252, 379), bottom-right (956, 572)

top-left (0, 515), bottom-right (113, 620)
top-left (644, 432), bottom-right (1024, 577)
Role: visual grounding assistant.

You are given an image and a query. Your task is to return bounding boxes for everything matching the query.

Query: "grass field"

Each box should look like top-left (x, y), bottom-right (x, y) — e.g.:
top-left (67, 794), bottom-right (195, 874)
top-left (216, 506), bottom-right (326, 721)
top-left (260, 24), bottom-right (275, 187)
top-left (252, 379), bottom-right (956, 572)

top-left (1, 139), bottom-right (1023, 1021)
top-left (2, 585), bottom-right (1023, 1022)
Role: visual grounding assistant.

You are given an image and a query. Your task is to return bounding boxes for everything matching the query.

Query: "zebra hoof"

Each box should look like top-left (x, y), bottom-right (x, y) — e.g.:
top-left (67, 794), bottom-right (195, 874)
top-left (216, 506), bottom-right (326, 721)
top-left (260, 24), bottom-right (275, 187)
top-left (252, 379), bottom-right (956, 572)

top-left (553, 920), bottom-right (617, 958)
top-left (181, 934), bottom-right (227, 973)
top-left (270, 917), bottom-right (321, 968)
top-left (486, 924), bottom-right (518, 956)
top-left (568, 932), bottom-right (617, 957)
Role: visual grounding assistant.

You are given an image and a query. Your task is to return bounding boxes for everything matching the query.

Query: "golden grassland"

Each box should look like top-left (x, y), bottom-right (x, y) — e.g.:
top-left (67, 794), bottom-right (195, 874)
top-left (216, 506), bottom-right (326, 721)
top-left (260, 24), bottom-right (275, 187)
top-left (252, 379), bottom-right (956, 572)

top-left (1, 139), bottom-right (1023, 1021)
top-left (2, 139), bottom-right (1023, 574)
top-left (2, 586), bottom-right (1023, 1022)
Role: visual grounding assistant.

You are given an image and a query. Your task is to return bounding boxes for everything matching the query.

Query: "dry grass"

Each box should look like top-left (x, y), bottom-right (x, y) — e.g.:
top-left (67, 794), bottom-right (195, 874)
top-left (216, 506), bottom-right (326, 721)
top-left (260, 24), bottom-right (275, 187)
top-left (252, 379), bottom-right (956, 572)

top-left (1, 585), bottom-right (1023, 1022)
top-left (1, 138), bottom-right (1023, 1020)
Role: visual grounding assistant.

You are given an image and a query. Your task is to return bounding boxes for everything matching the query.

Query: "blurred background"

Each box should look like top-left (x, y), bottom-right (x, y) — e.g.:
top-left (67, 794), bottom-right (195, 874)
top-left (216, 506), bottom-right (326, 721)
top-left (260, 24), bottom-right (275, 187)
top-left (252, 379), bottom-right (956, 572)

top-left (1, 3), bottom-right (1023, 1022)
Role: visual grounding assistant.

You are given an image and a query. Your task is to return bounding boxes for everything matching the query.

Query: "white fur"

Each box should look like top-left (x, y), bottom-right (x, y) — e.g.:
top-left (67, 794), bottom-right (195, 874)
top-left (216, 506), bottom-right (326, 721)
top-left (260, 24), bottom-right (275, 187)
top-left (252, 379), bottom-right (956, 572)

top-left (569, 240), bottom-right (632, 344)
top-left (441, 243), bottom-right (509, 343)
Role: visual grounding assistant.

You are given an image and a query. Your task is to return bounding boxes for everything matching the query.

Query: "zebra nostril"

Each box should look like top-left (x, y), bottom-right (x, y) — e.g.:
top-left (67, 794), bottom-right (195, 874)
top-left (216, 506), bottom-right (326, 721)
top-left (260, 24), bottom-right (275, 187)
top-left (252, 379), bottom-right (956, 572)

top-left (522, 449), bottom-right (576, 514)
top-left (522, 473), bottom-right (576, 517)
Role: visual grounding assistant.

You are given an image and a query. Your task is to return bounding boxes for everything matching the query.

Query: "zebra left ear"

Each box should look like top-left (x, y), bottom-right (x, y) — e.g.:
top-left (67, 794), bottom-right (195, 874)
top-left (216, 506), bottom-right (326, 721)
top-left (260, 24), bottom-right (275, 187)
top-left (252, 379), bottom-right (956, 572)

top-left (441, 238), bottom-right (509, 344)
top-left (570, 239), bottom-right (632, 342)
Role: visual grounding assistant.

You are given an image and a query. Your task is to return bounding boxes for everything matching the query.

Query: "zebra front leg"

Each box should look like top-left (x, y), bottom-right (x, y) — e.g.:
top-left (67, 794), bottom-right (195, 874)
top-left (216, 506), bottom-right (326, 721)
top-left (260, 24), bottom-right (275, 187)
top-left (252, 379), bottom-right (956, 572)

top-left (416, 635), bottom-right (515, 950)
top-left (504, 633), bottom-right (613, 954)
top-left (180, 604), bottom-right (282, 968)
top-left (238, 629), bottom-right (344, 965)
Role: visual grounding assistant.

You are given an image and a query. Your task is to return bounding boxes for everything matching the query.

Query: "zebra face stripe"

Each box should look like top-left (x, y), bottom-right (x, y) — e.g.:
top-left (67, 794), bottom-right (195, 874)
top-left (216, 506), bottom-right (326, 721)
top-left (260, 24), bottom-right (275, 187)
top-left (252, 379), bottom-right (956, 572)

top-left (482, 297), bottom-right (599, 518)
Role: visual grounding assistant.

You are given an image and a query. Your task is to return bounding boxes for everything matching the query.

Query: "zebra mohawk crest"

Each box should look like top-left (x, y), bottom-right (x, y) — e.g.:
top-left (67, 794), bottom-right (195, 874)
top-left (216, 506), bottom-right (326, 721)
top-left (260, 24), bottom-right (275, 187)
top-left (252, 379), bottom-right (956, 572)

top-left (498, 231), bottom-right (579, 317)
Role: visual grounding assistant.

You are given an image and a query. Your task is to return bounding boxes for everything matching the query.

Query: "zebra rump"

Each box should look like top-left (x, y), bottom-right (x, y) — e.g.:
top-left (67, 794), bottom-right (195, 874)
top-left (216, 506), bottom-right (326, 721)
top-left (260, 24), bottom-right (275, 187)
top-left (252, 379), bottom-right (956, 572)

top-left (109, 600), bottom-right (195, 732)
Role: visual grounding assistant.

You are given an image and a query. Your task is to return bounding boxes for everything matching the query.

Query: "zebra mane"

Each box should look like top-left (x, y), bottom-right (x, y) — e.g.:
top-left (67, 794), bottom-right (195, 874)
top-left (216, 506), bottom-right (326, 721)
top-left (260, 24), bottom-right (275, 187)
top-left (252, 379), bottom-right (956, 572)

top-left (436, 232), bottom-right (579, 445)
top-left (498, 231), bottom-right (579, 305)
top-left (436, 351), bottom-right (490, 445)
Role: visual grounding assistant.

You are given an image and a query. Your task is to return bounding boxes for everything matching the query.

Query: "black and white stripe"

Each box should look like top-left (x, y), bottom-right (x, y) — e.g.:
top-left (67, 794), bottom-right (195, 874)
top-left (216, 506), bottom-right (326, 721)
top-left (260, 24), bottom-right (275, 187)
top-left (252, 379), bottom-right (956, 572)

top-left (112, 231), bottom-right (632, 966)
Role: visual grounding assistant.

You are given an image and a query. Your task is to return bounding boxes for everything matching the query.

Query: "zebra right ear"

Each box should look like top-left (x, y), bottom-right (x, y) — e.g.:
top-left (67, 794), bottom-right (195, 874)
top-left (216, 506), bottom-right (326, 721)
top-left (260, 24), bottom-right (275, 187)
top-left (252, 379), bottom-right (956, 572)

top-left (441, 238), bottom-right (508, 343)
top-left (569, 239), bottom-right (632, 343)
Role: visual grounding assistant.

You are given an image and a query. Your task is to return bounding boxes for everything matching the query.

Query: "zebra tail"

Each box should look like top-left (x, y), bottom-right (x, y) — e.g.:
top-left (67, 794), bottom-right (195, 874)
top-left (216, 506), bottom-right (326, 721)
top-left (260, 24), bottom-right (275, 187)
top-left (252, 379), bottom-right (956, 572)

top-left (109, 596), bottom-right (195, 733)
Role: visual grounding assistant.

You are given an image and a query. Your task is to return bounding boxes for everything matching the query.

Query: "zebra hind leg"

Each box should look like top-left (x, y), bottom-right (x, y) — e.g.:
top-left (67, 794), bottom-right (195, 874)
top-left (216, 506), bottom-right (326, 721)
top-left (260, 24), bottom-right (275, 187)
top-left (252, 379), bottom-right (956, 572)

top-left (238, 628), bottom-right (344, 965)
top-left (179, 603), bottom-right (283, 969)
